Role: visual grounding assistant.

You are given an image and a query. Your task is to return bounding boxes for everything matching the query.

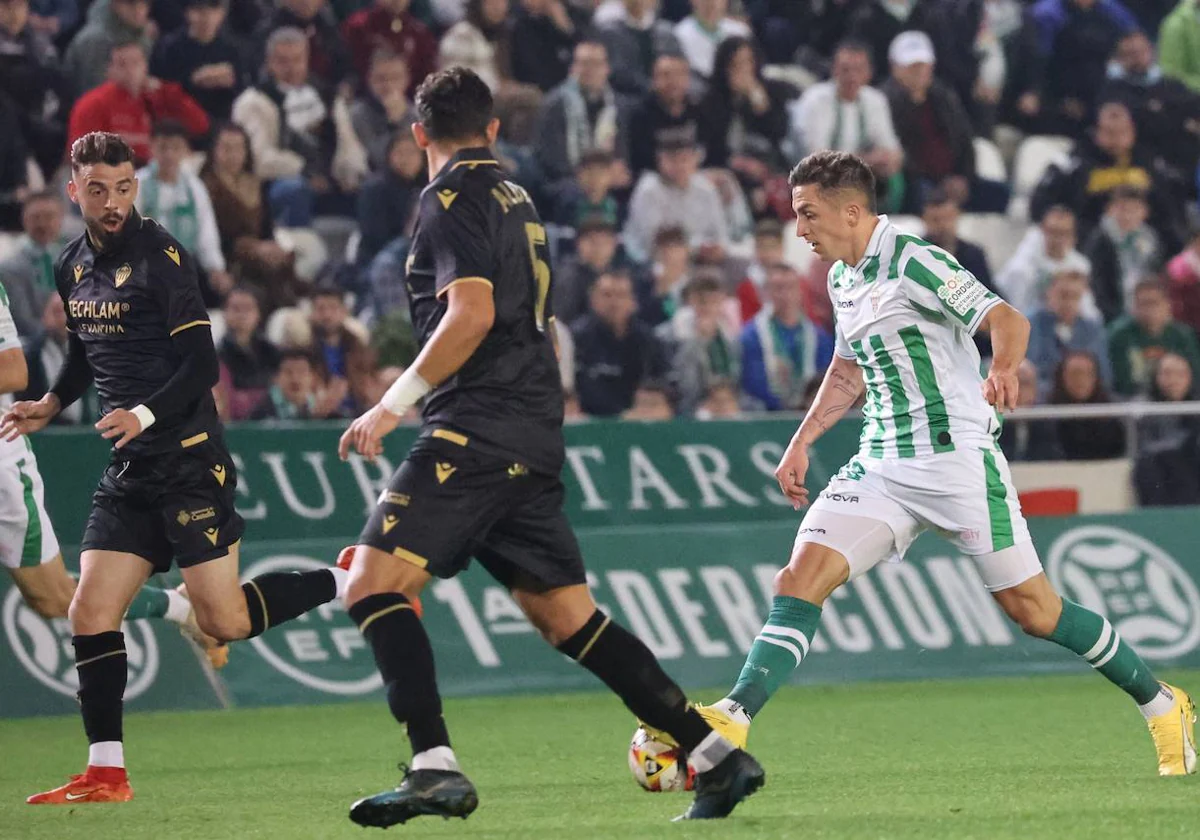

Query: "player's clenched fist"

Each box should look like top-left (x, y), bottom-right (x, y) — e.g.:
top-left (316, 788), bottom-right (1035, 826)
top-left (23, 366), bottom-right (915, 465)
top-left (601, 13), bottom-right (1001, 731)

top-left (0, 395), bottom-right (61, 441)
top-left (339, 403), bottom-right (402, 462)
top-left (774, 440), bottom-right (811, 511)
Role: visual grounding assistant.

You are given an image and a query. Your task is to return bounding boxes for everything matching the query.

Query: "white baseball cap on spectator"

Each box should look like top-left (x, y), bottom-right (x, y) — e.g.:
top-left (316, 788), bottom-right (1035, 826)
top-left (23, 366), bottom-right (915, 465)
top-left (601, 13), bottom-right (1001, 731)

top-left (889, 31), bottom-right (936, 67)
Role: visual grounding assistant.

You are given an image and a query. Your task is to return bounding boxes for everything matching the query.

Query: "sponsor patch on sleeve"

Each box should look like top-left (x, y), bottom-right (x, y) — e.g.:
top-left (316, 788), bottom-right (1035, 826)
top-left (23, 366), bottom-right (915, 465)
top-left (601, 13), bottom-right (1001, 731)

top-left (936, 270), bottom-right (990, 317)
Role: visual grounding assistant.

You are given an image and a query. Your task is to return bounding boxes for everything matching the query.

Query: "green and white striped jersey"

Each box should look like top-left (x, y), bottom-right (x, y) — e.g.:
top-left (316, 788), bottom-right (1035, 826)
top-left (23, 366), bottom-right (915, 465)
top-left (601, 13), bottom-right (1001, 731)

top-left (0, 284), bottom-right (26, 464)
top-left (828, 215), bottom-right (1003, 459)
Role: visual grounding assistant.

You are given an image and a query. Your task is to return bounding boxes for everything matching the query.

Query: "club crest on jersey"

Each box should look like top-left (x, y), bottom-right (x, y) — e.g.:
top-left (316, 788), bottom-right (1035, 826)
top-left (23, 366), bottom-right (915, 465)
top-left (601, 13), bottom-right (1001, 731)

top-left (870, 285), bottom-right (883, 315)
top-left (114, 264), bottom-right (131, 288)
top-left (937, 271), bottom-right (988, 316)
top-left (73, 264), bottom-right (83, 283)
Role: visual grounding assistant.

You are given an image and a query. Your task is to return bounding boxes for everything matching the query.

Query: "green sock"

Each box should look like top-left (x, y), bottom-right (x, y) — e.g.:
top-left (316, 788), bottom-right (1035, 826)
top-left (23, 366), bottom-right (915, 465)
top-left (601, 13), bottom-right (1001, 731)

top-left (1048, 600), bottom-right (1160, 704)
top-left (125, 586), bottom-right (171, 621)
top-left (728, 596), bottom-right (822, 717)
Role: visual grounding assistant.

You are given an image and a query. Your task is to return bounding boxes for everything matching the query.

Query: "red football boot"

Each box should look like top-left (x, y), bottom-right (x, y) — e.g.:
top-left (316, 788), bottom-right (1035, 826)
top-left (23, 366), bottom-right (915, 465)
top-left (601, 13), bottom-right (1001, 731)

top-left (335, 546), bottom-right (423, 618)
top-left (27, 766), bottom-right (134, 805)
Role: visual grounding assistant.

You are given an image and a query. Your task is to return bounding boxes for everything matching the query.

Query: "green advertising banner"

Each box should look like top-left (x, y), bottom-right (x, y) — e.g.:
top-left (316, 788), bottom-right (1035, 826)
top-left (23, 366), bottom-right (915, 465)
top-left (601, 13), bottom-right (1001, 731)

top-left (4, 421), bottom-right (1200, 717)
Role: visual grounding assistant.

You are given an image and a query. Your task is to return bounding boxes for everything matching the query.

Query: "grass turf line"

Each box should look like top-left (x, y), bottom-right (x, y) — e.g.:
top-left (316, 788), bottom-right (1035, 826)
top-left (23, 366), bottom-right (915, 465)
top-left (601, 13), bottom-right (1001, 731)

top-left (2, 672), bottom-right (1198, 840)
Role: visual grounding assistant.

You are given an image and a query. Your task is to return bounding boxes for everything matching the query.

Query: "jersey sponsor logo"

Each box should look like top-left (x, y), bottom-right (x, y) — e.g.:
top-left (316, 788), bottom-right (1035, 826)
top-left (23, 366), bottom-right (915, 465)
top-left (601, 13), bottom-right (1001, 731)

top-left (2, 586), bottom-right (160, 700)
top-left (820, 492), bottom-right (860, 503)
top-left (210, 464), bottom-right (226, 486)
top-left (68, 300), bottom-right (124, 320)
top-left (176, 506), bottom-right (216, 526)
top-left (73, 264), bottom-right (83, 283)
top-left (936, 271), bottom-right (989, 316)
top-left (1047, 525), bottom-right (1200, 660)
top-left (382, 514), bottom-right (399, 535)
top-left (435, 462), bottom-right (457, 484)
top-left (164, 246), bottom-right (181, 266)
top-left (437, 189), bottom-right (459, 210)
top-left (836, 299), bottom-right (855, 310)
top-left (799, 527), bottom-right (827, 535)
top-left (377, 491), bottom-right (411, 507)
top-left (114, 264), bottom-right (131, 288)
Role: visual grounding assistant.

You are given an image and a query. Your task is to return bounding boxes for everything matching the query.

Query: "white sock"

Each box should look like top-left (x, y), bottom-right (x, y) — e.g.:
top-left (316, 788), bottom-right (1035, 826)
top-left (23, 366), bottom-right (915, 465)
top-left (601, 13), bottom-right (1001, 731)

top-left (162, 589), bottom-right (192, 625)
top-left (1139, 686), bottom-right (1175, 720)
top-left (328, 566), bottom-right (349, 600)
top-left (713, 697), bottom-right (753, 725)
top-left (411, 746), bottom-right (460, 772)
top-left (88, 741), bottom-right (125, 768)
top-left (688, 730), bottom-right (734, 774)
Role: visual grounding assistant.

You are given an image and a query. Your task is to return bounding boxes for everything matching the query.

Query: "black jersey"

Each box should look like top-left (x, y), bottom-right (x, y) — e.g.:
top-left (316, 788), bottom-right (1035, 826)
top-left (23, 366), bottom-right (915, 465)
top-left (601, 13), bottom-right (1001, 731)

top-left (55, 211), bottom-right (219, 458)
top-left (406, 147), bottom-right (564, 476)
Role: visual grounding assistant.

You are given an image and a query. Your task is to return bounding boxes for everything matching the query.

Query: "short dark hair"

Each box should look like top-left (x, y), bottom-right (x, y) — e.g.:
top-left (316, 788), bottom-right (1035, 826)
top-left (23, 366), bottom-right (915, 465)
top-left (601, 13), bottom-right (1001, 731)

top-left (109, 37), bottom-right (146, 58)
top-left (70, 132), bottom-right (136, 171)
top-left (151, 119), bottom-right (191, 142)
top-left (922, 185), bottom-right (957, 212)
top-left (1134, 277), bottom-right (1168, 299)
top-left (310, 286), bottom-right (346, 304)
top-left (578, 149), bottom-right (615, 170)
top-left (683, 270), bottom-right (724, 301)
top-left (414, 67), bottom-right (493, 143)
top-left (653, 226), bottom-right (688, 250)
top-left (224, 285), bottom-right (262, 309)
top-left (22, 190), bottom-right (61, 210)
top-left (1109, 184), bottom-right (1148, 204)
top-left (753, 218), bottom-right (783, 240)
top-left (278, 347), bottom-right (316, 368)
top-left (788, 150), bottom-right (877, 213)
top-left (834, 38), bottom-right (873, 61)
top-left (577, 215), bottom-right (617, 236)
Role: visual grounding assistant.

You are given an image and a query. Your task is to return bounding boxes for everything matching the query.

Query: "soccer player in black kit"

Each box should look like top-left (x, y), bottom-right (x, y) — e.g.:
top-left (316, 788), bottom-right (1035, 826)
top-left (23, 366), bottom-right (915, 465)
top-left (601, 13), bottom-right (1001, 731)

top-left (337, 67), bottom-right (765, 827)
top-left (2, 133), bottom-right (349, 805)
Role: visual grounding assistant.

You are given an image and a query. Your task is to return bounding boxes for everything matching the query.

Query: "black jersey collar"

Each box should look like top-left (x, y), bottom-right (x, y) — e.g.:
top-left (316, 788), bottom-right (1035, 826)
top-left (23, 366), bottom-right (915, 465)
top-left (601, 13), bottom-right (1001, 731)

top-left (86, 209), bottom-right (145, 255)
top-left (437, 147), bottom-right (500, 179)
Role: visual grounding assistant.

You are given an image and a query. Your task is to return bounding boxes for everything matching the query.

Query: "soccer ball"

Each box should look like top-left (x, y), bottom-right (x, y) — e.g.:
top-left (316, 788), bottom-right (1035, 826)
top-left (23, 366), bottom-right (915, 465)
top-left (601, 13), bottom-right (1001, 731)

top-left (628, 725), bottom-right (695, 792)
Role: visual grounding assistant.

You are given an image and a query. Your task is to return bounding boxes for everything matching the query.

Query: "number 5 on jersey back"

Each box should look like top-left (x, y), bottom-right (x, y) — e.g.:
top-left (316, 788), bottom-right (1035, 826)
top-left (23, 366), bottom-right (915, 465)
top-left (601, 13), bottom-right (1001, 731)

top-left (524, 222), bottom-right (551, 333)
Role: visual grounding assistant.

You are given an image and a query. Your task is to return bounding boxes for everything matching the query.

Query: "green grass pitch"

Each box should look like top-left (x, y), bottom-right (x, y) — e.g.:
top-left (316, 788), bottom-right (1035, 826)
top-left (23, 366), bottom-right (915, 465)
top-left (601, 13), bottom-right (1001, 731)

top-left (3, 673), bottom-right (1198, 840)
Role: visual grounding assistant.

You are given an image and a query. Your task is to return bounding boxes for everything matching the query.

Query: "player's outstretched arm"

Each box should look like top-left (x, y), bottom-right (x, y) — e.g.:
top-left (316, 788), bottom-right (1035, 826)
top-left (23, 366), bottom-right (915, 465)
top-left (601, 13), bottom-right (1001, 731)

top-left (339, 281), bottom-right (496, 462)
top-left (977, 302), bottom-right (1030, 412)
top-left (775, 355), bottom-right (864, 509)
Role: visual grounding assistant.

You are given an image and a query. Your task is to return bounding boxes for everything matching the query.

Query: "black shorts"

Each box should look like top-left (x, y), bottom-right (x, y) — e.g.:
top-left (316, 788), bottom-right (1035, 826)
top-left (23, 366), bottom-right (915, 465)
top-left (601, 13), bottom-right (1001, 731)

top-left (358, 435), bottom-right (586, 592)
top-left (81, 437), bottom-right (245, 574)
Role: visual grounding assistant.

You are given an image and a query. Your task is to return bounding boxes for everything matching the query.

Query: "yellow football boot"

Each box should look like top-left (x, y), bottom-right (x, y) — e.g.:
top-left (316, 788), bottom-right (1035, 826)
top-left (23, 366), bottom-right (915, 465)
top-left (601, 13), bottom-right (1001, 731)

top-left (1147, 683), bottom-right (1197, 776)
top-left (695, 703), bottom-right (750, 750)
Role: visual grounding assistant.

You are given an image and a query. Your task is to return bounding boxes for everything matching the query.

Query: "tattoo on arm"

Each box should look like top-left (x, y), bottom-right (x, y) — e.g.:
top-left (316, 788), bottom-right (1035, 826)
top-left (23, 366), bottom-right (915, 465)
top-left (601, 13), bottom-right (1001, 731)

top-left (809, 368), bottom-right (865, 435)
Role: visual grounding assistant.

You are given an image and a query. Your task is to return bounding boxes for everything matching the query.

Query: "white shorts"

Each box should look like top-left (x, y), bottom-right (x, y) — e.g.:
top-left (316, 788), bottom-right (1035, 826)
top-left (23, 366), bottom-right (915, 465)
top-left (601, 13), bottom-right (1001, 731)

top-left (0, 449), bottom-right (61, 571)
top-left (796, 446), bottom-right (1040, 592)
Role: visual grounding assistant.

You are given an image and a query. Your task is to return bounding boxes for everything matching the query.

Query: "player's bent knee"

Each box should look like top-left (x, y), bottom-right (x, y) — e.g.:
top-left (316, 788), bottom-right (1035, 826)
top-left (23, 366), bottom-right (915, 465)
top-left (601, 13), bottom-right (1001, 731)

top-left (68, 591), bottom-right (123, 634)
top-left (344, 545), bottom-right (428, 608)
top-left (993, 574), bottom-right (1062, 639)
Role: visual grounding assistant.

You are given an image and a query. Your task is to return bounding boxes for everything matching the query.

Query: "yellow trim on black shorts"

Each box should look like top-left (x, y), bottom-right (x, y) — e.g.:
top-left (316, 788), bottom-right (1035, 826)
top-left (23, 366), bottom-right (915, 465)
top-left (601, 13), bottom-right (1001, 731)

top-left (432, 429), bottom-right (469, 446)
top-left (181, 432), bottom-right (210, 448)
top-left (436, 277), bottom-right (493, 299)
top-left (392, 546), bottom-right (429, 569)
top-left (170, 319), bottom-right (211, 336)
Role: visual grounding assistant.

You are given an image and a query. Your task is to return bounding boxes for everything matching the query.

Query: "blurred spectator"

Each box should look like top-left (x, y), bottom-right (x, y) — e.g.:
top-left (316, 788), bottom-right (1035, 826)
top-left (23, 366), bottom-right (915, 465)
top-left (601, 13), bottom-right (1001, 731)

top-left (67, 41), bottom-right (211, 167)
top-left (343, 0), bottom-right (436, 92)
top-left (201, 122), bottom-right (304, 313)
top-left (997, 205), bottom-right (1097, 318)
top-left (571, 269), bottom-right (668, 416)
top-left (1082, 186), bottom-right (1163, 324)
top-left (695, 378), bottom-right (740, 419)
top-left (1134, 352), bottom-right (1200, 506)
top-left (232, 28), bottom-right (368, 224)
top-left (216, 286), bottom-right (281, 420)
top-left (800, 257), bottom-right (836, 333)
top-left (595, 0), bottom-right (680, 97)
top-left (624, 125), bottom-right (728, 263)
top-left (1108, 279), bottom-right (1200, 396)
top-left (1029, 0), bottom-right (1137, 136)
top-left (0, 0), bottom-right (71, 179)
top-left (884, 31), bottom-right (1007, 214)
top-left (1031, 101), bottom-right (1186, 251)
top-left (787, 39), bottom-right (902, 201)
top-left (18, 294), bottom-right (94, 424)
top-left (633, 224), bottom-right (688, 326)
top-left (920, 189), bottom-right (994, 293)
top-left (1159, 0), bottom-right (1200, 94)
top-left (351, 50), bottom-right (417, 171)
top-left (1100, 30), bottom-right (1200, 176)
top-left (1167, 224), bottom-right (1200, 336)
top-left (621, 381), bottom-right (674, 420)
top-left (27, 0), bottom-right (77, 37)
top-left (656, 270), bottom-right (739, 416)
top-left (1027, 269), bottom-right (1112, 397)
top-left (356, 131), bottom-right (424, 270)
top-left (920, 0), bottom-right (1006, 133)
top-left (364, 237), bottom-right (412, 319)
top-left (309, 286), bottom-right (376, 412)
top-left (63, 0), bottom-right (154, 94)
top-left (258, 0), bottom-right (351, 90)
top-left (847, 0), bottom-right (932, 87)
top-left (999, 358), bottom-right (1064, 461)
top-left (673, 0), bottom-right (749, 80)
top-left (510, 0), bottom-right (577, 92)
top-left (551, 149), bottom-right (620, 228)
top-left (734, 217), bottom-right (782, 322)
top-left (152, 0), bottom-right (248, 123)
top-left (698, 36), bottom-right (790, 185)
top-left (741, 263), bottom-right (834, 411)
top-left (0, 94), bottom-right (31, 232)
top-left (0, 192), bottom-right (68, 337)
top-left (992, 0), bottom-right (1051, 134)
top-left (628, 52), bottom-right (701, 178)
top-left (1047, 349), bottom-right (1126, 460)
top-left (250, 347), bottom-right (347, 420)
top-left (438, 0), bottom-right (514, 92)
top-left (555, 216), bottom-right (621, 324)
top-left (534, 39), bottom-right (631, 191)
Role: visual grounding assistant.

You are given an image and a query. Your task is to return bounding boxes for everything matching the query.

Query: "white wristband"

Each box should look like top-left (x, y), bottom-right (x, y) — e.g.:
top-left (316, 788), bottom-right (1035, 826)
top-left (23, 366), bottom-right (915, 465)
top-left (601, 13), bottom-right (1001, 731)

top-left (130, 404), bottom-right (156, 431)
top-left (379, 368), bottom-right (432, 415)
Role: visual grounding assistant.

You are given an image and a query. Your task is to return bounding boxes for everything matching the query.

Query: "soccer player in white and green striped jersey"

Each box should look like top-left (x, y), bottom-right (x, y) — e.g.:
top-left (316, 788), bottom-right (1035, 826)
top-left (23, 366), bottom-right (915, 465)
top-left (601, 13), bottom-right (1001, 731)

top-left (697, 151), bottom-right (1196, 777)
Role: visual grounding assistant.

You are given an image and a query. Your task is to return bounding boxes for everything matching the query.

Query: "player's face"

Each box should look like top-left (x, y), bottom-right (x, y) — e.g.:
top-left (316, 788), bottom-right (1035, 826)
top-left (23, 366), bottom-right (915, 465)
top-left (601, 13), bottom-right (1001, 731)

top-left (68, 162), bottom-right (139, 246)
top-left (22, 198), bottom-right (63, 246)
top-left (1155, 354), bottom-right (1192, 401)
top-left (792, 184), bottom-right (855, 264)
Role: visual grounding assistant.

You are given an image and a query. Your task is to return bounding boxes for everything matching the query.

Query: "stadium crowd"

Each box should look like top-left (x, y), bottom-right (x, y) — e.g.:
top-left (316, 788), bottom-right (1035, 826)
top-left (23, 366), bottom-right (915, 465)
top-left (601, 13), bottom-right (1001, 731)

top-left (2, 0), bottom-right (1200, 499)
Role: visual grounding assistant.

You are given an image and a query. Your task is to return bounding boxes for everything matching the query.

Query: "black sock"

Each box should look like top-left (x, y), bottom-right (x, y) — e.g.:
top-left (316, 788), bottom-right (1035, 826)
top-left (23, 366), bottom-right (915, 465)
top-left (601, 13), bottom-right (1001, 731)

top-left (73, 631), bottom-right (126, 745)
top-left (348, 593), bottom-right (451, 756)
top-left (558, 611), bottom-right (712, 752)
top-left (242, 570), bottom-right (338, 638)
